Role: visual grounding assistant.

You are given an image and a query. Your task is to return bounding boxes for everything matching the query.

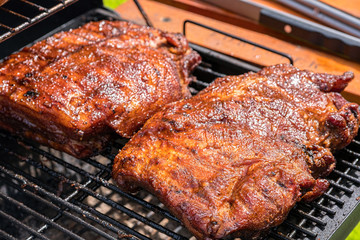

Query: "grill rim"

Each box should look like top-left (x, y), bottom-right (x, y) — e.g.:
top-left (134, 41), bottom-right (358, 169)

top-left (0, 1), bottom-right (359, 240)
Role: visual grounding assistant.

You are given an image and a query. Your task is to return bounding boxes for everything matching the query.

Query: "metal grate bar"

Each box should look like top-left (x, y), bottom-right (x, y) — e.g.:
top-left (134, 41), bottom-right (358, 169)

top-left (102, 182), bottom-right (181, 223)
top-left (5, 135), bottom-right (112, 173)
top-left (269, 231), bottom-right (295, 240)
top-left (0, 192), bottom-right (85, 240)
top-left (0, 22), bottom-right (12, 31)
top-left (294, 210), bottom-right (327, 226)
top-left (76, 184), bottom-right (183, 239)
top-left (0, 133), bottom-right (181, 228)
top-left (308, 202), bottom-right (336, 215)
top-left (30, 145), bottom-right (180, 225)
top-left (340, 159), bottom-right (360, 171)
top-left (329, 180), bottom-right (354, 193)
top-left (0, 210), bottom-right (49, 240)
top-left (8, 151), bottom-right (184, 240)
top-left (74, 200), bottom-right (152, 240)
top-left (0, 165), bottom-right (134, 240)
top-left (18, 137), bottom-right (182, 224)
top-left (333, 169), bottom-right (360, 184)
top-left (190, 77), bottom-right (211, 88)
top-left (322, 193), bottom-right (345, 205)
top-left (183, 20), bottom-right (294, 65)
top-left (0, 155), bottom-right (59, 194)
top-left (0, 8), bottom-right (360, 239)
top-left (133, 0), bottom-right (153, 27)
top-left (0, 175), bottom-right (116, 240)
top-left (20, 0), bottom-right (48, 12)
top-left (0, 0), bottom-right (78, 42)
top-left (283, 220), bottom-right (317, 238)
top-left (0, 229), bottom-right (17, 240)
top-left (0, 7), bottom-right (31, 21)
top-left (195, 65), bottom-right (226, 78)
top-left (344, 148), bottom-right (360, 158)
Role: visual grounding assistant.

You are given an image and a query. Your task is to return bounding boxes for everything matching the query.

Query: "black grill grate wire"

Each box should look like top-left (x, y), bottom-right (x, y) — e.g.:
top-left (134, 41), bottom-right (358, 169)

top-left (0, 4), bottom-right (359, 240)
top-left (0, 131), bottom-right (191, 240)
top-left (0, 0), bottom-right (79, 43)
top-left (0, 60), bottom-right (360, 240)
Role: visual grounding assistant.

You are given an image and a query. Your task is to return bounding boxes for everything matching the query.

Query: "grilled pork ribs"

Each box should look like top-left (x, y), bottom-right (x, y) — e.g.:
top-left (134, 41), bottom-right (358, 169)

top-left (113, 64), bottom-right (360, 240)
top-left (0, 20), bottom-right (201, 158)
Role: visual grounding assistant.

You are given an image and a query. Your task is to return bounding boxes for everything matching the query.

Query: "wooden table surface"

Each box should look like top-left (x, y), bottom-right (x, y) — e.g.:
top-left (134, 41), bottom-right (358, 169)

top-left (115, 0), bottom-right (360, 103)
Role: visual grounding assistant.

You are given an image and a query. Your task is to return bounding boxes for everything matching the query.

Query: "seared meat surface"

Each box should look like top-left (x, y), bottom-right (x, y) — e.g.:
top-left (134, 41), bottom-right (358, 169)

top-left (113, 64), bottom-right (360, 240)
top-left (0, 20), bottom-right (201, 158)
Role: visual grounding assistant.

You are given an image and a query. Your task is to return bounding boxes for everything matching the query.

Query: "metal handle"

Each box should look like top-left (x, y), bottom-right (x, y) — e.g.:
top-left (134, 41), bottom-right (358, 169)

top-left (183, 19), bottom-right (293, 65)
top-left (259, 8), bottom-right (360, 62)
top-left (133, 0), bottom-right (153, 27)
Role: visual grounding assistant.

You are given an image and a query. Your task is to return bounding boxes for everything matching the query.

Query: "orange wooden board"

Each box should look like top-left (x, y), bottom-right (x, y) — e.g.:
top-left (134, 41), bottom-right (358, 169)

top-left (116, 0), bottom-right (360, 103)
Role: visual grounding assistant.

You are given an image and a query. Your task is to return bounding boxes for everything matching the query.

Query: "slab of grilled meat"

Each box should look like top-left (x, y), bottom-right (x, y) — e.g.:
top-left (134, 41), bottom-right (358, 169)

top-left (113, 64), bottom-right (360, 240)
top-left (0, 20), bottom-right (201, 158)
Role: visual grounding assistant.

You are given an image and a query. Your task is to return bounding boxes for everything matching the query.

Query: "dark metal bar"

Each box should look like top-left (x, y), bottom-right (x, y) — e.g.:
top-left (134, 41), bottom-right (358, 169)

top-left (329, 180), bottom-right (354, 194)
top-left (351, 139), bottom-right (360, 146)
top-left (99, 181), bottom-right (181, 223)
top-left (18, 139), bottom-right (181, 223)
top-left (0, 192), bottom-right (85, 240)
top-left (0, 175), bottom-right (116, 240)
top-left (323, 193), bottom-right (345, 205)
top-left (133, 0), bottom-right (153, 27)
top-left (0, 7), bottom-right (31, 21)
top-left (26, 159), bottom-right (112, 240)
top-left (295, 210), bottom-right (327, 226)
top-left (189, 87), bottom-right (199, 95)
top-left (194, 65), bottom-right (226, 78)
top-left (17, 138), bottom-right (110, 172)
top-left (296, 0), bottom-right (360, 31)
top-left (269, 231), bottom-right (295, 240)
top-left (27, 147), bottom-right (105, 179)
top-left (0, 22), bottom-right (12, 31)
top-left (191, 77), bottom-right (211, 88)
top-left (74, 201), bottom-right (151, 240)
top-left (283, 220), bottom-right (318, 238)
top-left (344, 148), bottom-right (360, 158)
top-left (308, 202), bottom-right (336, 215)
top-left (183, 19), bottom-right (294, 65)
top-left (20, 0), bottom-right (48, 12)
top-left (278, 0), bottom-right (360, 38)
top-left (0, 229), bottom-right (17, 240)
top-left (74, 184), bottom-right (184, 239)
top-left (333, 169), bottom-right (360, 184)
top-left (340, 159), bottom-right (360, 171)
top-left (0, 165), bottom-right (132, 240)
top-left (0, 211), bottom-right (49, 240)
top-left (0, 0), bottom-right (70, 42)
top-left (1, 135), bottom-right (180, 226)
top-left (0, 156), bottom-right (59, 194)
top-left (1, 157), bottom-right (183, 240)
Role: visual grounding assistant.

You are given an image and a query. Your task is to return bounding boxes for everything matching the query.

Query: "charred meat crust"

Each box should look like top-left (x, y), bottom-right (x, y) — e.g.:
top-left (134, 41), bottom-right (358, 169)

top-left (0, 20), bottom-right (201, 157)
top-left (113, 64), bottom-right (360, 239)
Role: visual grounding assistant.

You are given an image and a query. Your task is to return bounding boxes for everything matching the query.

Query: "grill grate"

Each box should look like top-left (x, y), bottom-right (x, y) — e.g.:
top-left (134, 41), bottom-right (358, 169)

top-left (0, 0), bottom-right (79, 43)
top-left (0, 3), bottom-right (360, 240)
top-left (0, 44), bottom-right (360, 239)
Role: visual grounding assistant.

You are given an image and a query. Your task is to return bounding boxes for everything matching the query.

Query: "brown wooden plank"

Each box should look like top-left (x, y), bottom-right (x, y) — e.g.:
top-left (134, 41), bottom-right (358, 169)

top-left (116, 0), bottom-right (360, 103)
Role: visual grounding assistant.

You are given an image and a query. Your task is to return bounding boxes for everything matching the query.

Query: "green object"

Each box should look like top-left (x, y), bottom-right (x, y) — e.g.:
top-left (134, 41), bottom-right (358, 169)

top-left (103, 0), bottom-right (127, 9)
top-left (346, 221), bottom-right (360, 240)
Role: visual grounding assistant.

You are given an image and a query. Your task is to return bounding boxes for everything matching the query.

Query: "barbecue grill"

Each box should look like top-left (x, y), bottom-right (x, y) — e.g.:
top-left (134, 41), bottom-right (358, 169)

top-left (0, 0), bottom-right (360, 239)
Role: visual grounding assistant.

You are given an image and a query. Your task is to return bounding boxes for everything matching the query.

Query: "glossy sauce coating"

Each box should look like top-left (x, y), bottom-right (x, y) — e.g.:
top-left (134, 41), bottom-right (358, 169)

top-left (113, 64), bottom-right (359, 240)
top-left (0, 20), bottom-right (201, 157)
